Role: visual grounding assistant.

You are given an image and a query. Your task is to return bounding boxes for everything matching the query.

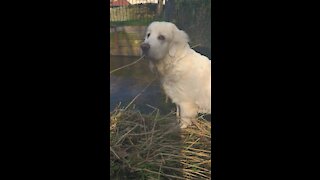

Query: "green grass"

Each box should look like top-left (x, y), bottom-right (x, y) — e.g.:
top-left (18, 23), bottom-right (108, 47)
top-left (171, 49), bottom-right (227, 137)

top-left (110, 19), bottom-right (155, 26)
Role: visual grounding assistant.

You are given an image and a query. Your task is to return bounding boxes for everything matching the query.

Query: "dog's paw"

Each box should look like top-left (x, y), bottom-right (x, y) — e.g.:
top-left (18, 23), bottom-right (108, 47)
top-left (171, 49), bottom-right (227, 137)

top-left (180, 123), bottom-right (189, 129)
top-left (179, 120), bottom-right (192, 129)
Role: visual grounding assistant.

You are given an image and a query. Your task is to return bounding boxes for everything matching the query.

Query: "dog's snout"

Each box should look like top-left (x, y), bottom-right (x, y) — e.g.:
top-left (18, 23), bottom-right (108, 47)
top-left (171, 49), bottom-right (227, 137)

top-left (140, 43), bottom-right (150, 52)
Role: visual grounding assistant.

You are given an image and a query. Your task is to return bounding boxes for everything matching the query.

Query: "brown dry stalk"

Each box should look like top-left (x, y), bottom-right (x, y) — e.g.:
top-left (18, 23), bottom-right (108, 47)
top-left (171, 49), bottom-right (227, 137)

top-left (110, 55), bottom-right (145, 74)
top-left (110, 146), bottom-right (120, 159)
top-left (134, 168), bottom-right (186, 180)
top-left (115, 124), bottom-right (138, 145)
top-left (180, 161), bottom-right (211, 172)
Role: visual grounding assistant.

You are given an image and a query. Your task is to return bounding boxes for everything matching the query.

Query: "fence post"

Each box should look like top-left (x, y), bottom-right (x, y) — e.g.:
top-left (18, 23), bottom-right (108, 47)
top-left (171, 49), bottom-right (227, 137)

top-left (111, 26), bottom-right (119, 49)
top-left (157, 0), bottom-right (164, 18)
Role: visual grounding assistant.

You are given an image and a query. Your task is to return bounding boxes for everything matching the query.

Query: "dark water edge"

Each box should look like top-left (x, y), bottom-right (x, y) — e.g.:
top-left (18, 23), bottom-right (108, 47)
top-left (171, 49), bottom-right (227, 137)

top-left (110, 56), bottom-right (175, 114)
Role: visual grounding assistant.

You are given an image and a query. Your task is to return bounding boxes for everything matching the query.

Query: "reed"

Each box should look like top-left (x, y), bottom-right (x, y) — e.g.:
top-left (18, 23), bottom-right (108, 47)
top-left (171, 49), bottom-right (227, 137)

top-left (110, 107), bottom-right (211, 179)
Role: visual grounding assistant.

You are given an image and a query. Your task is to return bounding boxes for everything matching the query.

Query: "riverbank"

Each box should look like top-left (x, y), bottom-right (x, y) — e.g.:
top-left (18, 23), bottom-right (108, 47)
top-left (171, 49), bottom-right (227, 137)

top-left (110, 25), bottom-right (211, 58)
top-left (110, 26), bottom-right (146, 56)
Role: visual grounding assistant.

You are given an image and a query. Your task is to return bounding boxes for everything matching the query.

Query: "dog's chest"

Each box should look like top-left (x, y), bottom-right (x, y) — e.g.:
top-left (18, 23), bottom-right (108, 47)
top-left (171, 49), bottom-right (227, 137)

top-left (158, 63), bottom-right (184, 85)
top-left (153, 60), bottom-right (190, 102)
top-left (160, 72), bottom-right (187, 103)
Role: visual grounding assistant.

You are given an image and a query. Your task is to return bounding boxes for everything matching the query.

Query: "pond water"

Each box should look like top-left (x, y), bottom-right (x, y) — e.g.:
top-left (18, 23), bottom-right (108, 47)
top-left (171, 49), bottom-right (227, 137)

top-left (110, 47), bottom-right (212, 115)
top-left (110, 56), bottom-right (175, 114)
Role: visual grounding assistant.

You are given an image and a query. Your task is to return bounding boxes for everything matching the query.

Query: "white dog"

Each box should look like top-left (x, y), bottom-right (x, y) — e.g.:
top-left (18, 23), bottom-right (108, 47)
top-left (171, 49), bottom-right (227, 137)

top-left (141, 21), bottom-right (211, 128)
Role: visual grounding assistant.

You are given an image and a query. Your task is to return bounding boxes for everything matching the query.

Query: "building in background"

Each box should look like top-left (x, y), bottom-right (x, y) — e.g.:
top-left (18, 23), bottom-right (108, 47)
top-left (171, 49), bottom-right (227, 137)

top-left (110, 0), bottom-right (130, 7)
top-left (127, 0), bottom-right (165, 5)
top-left (110, 0), bottom-right (165, 6)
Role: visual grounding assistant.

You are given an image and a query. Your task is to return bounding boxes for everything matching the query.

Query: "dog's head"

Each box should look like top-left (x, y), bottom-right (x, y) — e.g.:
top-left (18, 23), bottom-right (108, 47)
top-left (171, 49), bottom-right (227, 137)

top-left (140, 21), bottom-right (189, 61)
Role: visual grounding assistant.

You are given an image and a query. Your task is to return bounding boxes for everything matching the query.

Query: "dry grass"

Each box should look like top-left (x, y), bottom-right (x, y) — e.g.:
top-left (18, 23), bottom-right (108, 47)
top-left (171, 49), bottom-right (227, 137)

top-left (110, 41), bottom-right (211, 179)
top-left (110, 106), bottom-right (211, 179)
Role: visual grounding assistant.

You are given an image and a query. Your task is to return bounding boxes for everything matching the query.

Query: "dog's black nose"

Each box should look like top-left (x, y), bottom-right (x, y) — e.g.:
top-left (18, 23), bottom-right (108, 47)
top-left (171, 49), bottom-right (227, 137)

top-left (140, 43), bottom-right (150, 52)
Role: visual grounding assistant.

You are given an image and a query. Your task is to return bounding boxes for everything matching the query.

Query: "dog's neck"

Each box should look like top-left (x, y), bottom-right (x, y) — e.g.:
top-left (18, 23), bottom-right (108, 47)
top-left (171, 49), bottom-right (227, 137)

top-left (152, 44), bottom-right (191, 77)
top-left (169, 43), bottom-right (190, 60)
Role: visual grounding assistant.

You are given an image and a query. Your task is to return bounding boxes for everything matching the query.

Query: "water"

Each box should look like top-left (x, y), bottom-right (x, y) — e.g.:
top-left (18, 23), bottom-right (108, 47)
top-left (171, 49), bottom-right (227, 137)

top-left (110, 47), bottom-right (211, 115)
top-left (110, 56), bottom-right (174, 114)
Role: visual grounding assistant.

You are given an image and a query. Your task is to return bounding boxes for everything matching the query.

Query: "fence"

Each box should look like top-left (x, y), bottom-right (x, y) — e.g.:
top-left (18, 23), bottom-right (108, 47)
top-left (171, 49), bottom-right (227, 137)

top-left (110, 0), bottom-right (211, 56)
top-left (110, 0), bottom-right (165, 26)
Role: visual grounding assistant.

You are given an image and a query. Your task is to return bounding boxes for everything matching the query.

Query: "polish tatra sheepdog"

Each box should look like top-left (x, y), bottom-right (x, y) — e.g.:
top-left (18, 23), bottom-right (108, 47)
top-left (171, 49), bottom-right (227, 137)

top-left (140, 21), bottom-right (211, 129)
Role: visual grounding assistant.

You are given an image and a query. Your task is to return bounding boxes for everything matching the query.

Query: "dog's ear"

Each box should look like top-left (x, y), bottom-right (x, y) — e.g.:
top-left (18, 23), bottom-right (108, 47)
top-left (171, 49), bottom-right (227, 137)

top-left (169, 27), bottom-right (189, 58)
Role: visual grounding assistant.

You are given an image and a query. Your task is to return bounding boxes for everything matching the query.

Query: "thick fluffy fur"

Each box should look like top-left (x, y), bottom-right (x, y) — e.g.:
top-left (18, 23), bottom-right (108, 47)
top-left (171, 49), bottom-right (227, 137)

top-left (141, 21), bottom-right (211, 128)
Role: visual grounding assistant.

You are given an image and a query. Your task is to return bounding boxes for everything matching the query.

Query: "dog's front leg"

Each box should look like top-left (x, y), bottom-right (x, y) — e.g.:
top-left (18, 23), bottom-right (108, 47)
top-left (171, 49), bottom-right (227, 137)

top-left (179, 102), bottom-right (197, 129)
top-left (176, 104), bottom-right (180, 118)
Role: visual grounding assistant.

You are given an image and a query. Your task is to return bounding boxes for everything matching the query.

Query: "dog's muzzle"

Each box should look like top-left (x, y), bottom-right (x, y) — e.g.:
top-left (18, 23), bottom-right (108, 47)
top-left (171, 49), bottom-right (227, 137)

top-left (140, 43), bottom-right (150, 55)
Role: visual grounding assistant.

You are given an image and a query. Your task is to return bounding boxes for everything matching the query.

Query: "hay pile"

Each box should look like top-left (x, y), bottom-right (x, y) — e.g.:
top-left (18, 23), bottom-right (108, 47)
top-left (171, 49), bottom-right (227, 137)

top-left (110, 107), bottom-right (211, 179)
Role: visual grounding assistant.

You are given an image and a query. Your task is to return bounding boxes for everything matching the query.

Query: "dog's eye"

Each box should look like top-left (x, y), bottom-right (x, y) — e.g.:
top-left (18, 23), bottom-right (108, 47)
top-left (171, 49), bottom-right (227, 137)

top-left (147, 33), bottom-right (150, 38)
top-left (158, 35), bottom-right (165, 40)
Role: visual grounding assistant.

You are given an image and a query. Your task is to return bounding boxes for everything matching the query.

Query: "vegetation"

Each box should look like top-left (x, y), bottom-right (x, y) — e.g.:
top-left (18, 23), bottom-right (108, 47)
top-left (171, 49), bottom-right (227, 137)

top-left (110, 19), bottom-right (155, 26)
top-left (110, 107), bottom-right (211, 179)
